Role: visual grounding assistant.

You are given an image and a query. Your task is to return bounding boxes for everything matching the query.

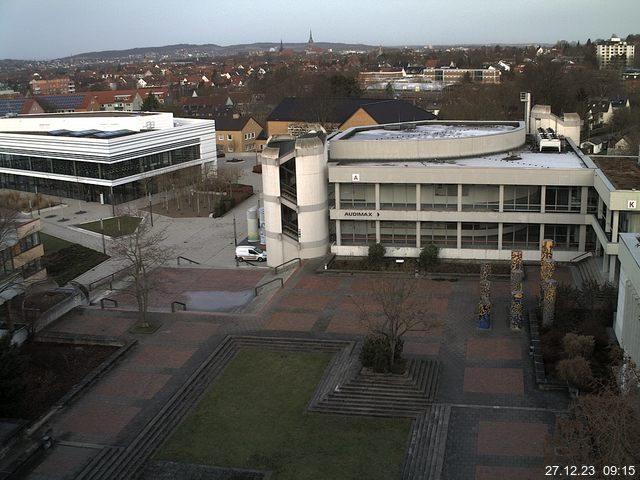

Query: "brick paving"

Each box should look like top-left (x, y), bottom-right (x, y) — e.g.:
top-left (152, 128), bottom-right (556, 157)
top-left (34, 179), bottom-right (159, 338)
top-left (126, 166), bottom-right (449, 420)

top-left (466, 337), bottom-right (521, 360)
top-left (463, 367), bottom-right (525, 395)
top-left (264, 311), bottom-right (319, 331)
top-left (477, 420), bottom-right (548, 457)
top-left (25, 261), bottom-right (574, 479)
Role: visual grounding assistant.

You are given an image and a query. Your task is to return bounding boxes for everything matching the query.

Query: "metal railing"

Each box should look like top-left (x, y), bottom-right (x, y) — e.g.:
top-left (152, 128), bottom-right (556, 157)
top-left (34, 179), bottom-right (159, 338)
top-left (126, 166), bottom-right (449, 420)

top-left (177, 256), bottom-right (200, 266)
top-left (254, 278), bottom-right (283, 296)
top-left (569, 251), bottom-right (593, 263)
top-left (100, 298), bottom-right (118, 309)
top-left (274, 257), bottom-right (301, 274)
top-left (88, 266), bottom-right (131, 291)
top-left (171, 301), bottom-right (187, 312)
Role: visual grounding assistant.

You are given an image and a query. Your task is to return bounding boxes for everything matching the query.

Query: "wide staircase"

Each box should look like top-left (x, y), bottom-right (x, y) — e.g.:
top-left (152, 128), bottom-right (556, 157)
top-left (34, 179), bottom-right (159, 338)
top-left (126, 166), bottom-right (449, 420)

top-left (575, 255), bottom-right (605, 286)
top-left (401, 405), bottom-right (451, 480)
top-left (308, 358), bottom-right (441, 418)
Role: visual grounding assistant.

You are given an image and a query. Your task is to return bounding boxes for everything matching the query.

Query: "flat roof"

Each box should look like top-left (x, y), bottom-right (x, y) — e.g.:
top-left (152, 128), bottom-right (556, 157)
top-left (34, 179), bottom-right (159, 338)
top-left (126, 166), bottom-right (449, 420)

top-left (592, 157), bottom-right (640, 190)
top-left (347, 123), bottom-right (517, 141)
top-left (6, 111), bottom-right (157, 119)
top-left (332, 146), bottom-right (587, 169)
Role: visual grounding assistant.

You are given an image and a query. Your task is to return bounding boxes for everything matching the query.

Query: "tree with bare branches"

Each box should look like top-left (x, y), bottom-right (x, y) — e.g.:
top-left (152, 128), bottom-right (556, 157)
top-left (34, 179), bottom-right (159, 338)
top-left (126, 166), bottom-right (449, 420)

top-left (109, 217), bottom-right (174, 328)
top-left (0, 207), bottom-right (25, 335)
top-left (548, 357), bottom-right (640, 469)
top-left (355, 277), bottom-right (440, 372)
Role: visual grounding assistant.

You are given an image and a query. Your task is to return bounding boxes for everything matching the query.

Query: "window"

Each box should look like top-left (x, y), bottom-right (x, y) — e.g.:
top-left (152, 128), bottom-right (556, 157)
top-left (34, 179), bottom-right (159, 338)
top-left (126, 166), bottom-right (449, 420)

top-left (462, 185), bottom-right (499, 211)
top-left (218, 135), bottom-right (224, 141)
top-left (421, 184), bottom-right (457, 210)
top-left (340, 220), bottom-right (376, 245)
top-left (340, 183), bottom-right (375, 209)
top-left (380, 184), bottom-right (416, 210)
top-left (380, 221), bottom-right (416, 246)
top-left (420, 222), bottom-right (457, 248)
top-left (502, 224), bottom-right (540, 249)
top-left (503, 186), bottom-right (541, 212)
top-left (545, 186), bottom-right (580, 212)
top-left (227, 134), bottom-right (233, 141)
top-left (461, 223), bottom-right (499, 249)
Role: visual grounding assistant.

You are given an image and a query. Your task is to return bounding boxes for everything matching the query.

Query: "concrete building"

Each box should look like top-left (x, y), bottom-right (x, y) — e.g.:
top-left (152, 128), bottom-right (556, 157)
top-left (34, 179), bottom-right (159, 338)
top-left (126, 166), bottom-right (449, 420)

top-left (0, 111), bottom-right (216, 204)
top-left (614, 232), bottom-right (640, 366)
top-left (29, 77), bottom-right (75, 95)
top-left (1, 216), bottom-right (46, 306)
top-left (260, 107), bottom-right (640, 282)
top-left (214, 114), bottom-right (263, 154)
top-left (597, 34), bottom-right (635, 69)
top-left (261, 132), bottom-right (329, 267)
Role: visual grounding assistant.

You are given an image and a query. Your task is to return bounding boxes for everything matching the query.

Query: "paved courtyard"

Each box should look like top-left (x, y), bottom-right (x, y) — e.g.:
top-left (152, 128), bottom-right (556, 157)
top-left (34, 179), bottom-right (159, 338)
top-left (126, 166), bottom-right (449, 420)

top-left (26, 260), bottom-right (568, 479)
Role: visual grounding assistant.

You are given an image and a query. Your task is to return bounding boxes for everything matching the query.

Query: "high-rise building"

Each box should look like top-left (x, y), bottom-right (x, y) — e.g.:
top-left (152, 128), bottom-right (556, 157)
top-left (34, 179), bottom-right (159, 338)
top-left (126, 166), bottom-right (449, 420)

top-left (596, 34), bottom-right (635, 69)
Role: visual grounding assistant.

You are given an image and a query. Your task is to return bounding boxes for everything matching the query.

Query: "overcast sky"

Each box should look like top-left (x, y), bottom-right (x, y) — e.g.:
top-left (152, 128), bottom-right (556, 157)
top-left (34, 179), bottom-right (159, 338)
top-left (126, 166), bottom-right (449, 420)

top-left (1, 0), bottom-right (639, 60)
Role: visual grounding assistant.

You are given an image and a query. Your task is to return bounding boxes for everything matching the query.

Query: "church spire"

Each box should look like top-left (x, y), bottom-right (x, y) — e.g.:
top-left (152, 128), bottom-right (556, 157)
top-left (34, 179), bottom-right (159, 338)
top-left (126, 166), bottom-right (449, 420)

top-left (308, 30), bottom-right (314, 45)
top-left (279, 39), bottom-right (284, 52)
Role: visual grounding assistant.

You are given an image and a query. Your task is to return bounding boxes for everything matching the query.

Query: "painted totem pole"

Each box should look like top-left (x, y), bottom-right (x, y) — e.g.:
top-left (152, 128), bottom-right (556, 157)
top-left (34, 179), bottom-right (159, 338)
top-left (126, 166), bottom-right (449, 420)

top-left (478, 263), bottom-right (491, 329)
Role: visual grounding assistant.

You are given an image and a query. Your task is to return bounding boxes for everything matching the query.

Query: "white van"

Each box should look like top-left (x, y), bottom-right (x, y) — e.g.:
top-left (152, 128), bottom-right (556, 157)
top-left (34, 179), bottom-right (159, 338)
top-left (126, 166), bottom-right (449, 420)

top-left (235, 245), bottom-right (267, 262)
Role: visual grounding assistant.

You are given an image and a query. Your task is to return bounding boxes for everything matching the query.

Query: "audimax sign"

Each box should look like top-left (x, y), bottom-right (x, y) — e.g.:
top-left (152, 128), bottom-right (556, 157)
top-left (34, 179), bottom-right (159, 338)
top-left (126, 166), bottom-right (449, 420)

top-left (342, 211), bottom-right (380, 217)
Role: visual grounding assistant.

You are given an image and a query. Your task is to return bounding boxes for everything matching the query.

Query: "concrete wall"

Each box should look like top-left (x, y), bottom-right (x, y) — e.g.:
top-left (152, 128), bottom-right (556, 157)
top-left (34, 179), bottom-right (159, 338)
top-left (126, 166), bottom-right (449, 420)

top-left (615, 234), bottom-right (640, 366)
top-left (530, 105), bottom-right (581, 145)
top-left (330, 122), bottom-right (525, 160)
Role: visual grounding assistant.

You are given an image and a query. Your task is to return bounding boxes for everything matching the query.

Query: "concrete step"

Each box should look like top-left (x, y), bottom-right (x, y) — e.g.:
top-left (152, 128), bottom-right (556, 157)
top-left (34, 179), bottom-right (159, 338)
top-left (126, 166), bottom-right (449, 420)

top-left (401, 404), bottom-right (451, 480)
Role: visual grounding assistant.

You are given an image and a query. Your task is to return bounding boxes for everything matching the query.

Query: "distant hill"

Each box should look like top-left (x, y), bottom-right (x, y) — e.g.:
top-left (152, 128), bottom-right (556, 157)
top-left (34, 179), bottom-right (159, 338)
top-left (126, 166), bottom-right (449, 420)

top-left (64, 42), bottom-right (377, 60)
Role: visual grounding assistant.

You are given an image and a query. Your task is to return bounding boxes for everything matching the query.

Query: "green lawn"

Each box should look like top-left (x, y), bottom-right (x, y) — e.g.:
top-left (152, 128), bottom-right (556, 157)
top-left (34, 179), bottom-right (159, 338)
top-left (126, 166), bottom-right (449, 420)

top-left (40, 233), bottom-right (73, 255)
top-left (41, 233), bottom-right (109, 285)
top-left (76, 215), bottom-right (142, 237)
top-left (157, 350), bottom-right (411, 480)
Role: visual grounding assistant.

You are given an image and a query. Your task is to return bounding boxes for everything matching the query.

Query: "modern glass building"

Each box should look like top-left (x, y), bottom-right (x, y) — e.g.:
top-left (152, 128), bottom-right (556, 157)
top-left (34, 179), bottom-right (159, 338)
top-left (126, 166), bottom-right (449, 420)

top-left (0, 111), bottom-right (216, 204)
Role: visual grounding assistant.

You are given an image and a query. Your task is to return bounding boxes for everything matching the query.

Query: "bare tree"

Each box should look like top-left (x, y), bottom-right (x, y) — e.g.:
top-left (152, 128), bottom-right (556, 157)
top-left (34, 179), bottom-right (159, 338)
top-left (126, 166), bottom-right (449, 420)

top-left (355, 277), bottom-right (441, 371)
top-left (109, 218), bottom-right (174, 328)
top-left (548, 358), bottom-right (640, 468)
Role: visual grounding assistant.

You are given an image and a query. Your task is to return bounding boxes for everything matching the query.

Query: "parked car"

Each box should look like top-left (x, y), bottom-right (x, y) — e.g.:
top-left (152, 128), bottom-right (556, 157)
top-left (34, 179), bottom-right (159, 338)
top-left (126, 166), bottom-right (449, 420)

top-left (235, 245), bottom-right (266, 262)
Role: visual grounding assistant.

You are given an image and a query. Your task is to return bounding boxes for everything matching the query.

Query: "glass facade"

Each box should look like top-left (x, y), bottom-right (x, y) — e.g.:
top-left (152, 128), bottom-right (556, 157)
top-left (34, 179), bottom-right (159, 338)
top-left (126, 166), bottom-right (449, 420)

top-left (340, 220), bottom-right (376, 245)
top-left (420, 222), bottom-right (457, 248)
top-left (0, 145), bottom-right (199, 181)
top-left (339, 183), bottom-right (375, 209)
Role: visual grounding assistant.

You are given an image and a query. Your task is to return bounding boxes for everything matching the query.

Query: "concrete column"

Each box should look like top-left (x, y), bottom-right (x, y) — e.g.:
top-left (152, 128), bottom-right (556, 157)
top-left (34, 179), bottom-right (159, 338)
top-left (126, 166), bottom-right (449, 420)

top-left (612, 210), bottom-right (620, 243)
top-left (416, 184), bottom-right (421, 211)
top-left (499, 185), bottom-right (504, 213)
top-left (375, 183), bottom-right (380, 210)
top-left (335, 183), bottom-right (340, 210)
top-left (498, 223), bottom-right (503, 250)
top-left (335, 220), bottom-right (341, 246)
top-left (580, 186), bottom-right (589, 215)
top-left (457, 221), bottom-right (462, 249)
top-left (457, 184), bottom-right (463, 212)
top-left (376, 220), bottom-right (380, 243)
top-left (597, 197), bottom-right (603, 220)
top-left (602, 253), bottom-right (609, 273)
top-left (539, 224), bottom-right (545, 251)
top-left (609, 255), bottom-right (617, 283)
top-left (540, 185), bottom-right (546, 213)
top-left (416, 221), bottom-right (421, 248)
top-left (605, 207), bottom-right (612, 233)
top-left (579, 224), bottom-right (587, 251)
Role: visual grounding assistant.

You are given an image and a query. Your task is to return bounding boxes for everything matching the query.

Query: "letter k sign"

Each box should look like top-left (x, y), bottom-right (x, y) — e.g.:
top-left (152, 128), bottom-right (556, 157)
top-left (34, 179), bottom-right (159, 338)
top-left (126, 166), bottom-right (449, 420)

top-left (629, 200), bottom-right (637, 209)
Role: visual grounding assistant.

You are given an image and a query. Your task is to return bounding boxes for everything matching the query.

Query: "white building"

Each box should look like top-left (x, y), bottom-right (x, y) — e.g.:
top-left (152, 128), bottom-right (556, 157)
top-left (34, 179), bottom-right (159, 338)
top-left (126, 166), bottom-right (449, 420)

top-left (0, 111), bottom-right (216, 204)
top-left (614, 232), bottom-right (640, 366)
top-left (261, 108), bottom-right (640, 282)
top-left (597, 34), bottom-right (636, 69)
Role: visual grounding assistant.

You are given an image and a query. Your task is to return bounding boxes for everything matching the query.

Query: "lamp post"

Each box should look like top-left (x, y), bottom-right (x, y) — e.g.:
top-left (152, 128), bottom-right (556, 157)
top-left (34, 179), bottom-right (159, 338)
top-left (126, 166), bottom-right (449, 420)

top-left (233, 213), bottom-right (238, 267)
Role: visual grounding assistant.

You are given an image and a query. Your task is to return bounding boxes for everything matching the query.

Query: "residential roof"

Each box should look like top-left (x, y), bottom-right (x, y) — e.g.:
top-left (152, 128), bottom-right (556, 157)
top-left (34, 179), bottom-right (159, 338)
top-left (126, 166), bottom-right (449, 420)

top-left (214, 115), bottom-right (258, 132)
top-left (266, 97), bottom-right (435, 124)
top-left (0, 98), bottom-right (30, 116)
top-left (34, 94), bottom-right (91, 111)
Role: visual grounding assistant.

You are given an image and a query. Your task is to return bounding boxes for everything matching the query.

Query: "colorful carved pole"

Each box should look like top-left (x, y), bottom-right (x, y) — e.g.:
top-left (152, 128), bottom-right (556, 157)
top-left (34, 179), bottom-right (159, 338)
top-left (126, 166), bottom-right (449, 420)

top-left (542, 279), bottom-right (558, 327)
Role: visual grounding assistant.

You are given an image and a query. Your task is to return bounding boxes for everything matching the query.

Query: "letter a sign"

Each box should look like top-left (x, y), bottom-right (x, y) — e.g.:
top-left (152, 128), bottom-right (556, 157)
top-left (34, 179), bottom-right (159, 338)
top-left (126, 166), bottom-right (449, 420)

top-left (351, 173), bottom-right (360, 182)
top-left (628, 200), bottom-right (637, 209)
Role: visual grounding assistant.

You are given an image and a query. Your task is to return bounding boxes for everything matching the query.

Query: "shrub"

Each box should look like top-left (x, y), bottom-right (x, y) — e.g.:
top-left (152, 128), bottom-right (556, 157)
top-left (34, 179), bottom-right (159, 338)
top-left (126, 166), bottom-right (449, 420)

top-left (419, 243), bottom-right (439, 269)
top-left (557, 356), bottom-right (593, 389)
top-left (359, 335), bottom-right (404, 373)
top-left (562, 333), bottom-right (595, 359)
top-left (367, 243), bottom-right (386, 269)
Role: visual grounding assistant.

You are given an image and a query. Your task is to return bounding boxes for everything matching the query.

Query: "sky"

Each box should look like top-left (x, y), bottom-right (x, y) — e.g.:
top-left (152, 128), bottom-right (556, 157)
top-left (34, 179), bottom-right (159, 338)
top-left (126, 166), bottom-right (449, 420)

top-left (1, 0), bottom-right (639, 60)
